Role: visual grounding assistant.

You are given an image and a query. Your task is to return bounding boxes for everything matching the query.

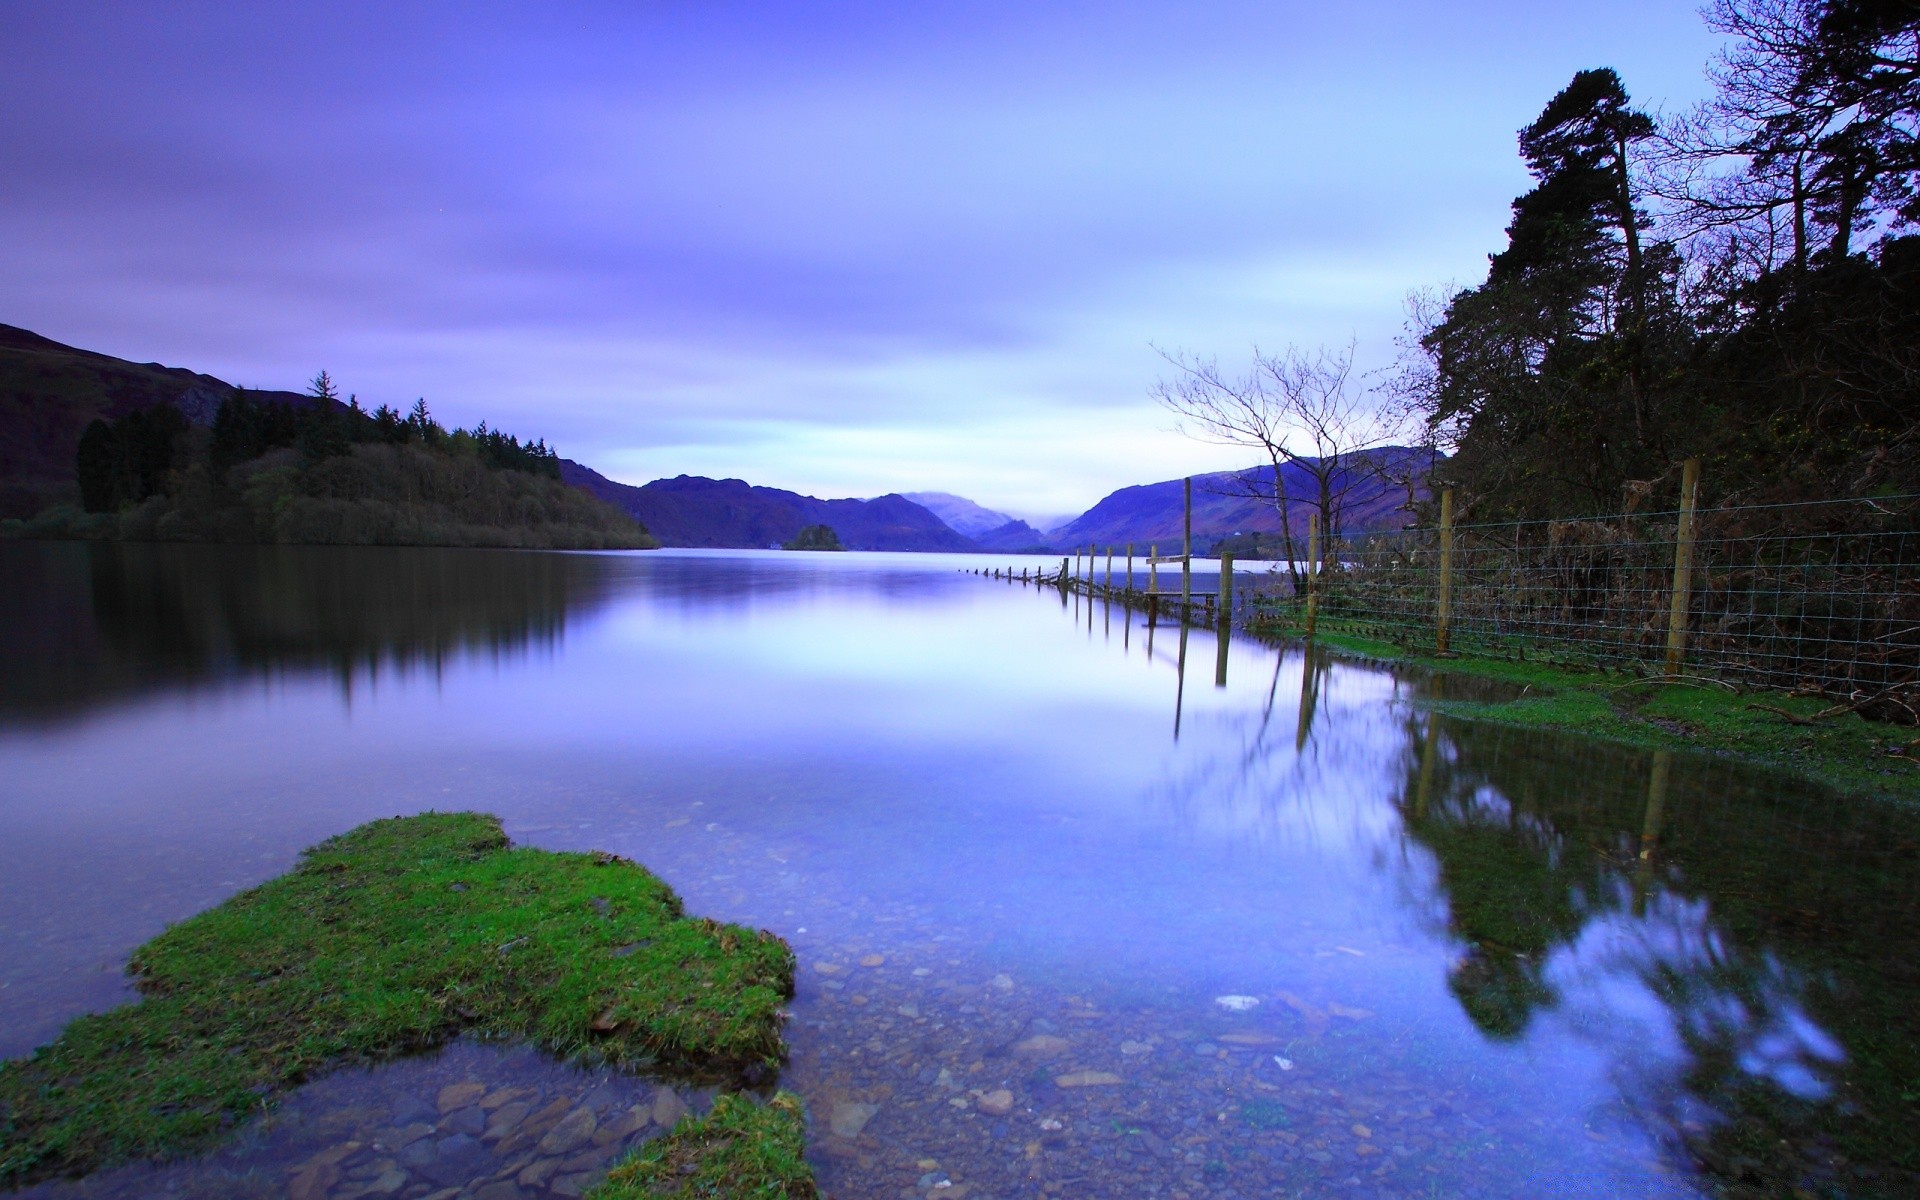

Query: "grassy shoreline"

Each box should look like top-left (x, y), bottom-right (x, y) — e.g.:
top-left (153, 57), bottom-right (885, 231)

top-left (0, 813), bottom-right (804, 1191)
top-left (1248, 618), bottom-right (1920, 803)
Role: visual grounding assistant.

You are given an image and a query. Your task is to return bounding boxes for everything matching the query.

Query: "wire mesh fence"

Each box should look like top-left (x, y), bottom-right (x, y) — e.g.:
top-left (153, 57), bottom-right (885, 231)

top-left (1239, 493), bottom-right (1920, 720)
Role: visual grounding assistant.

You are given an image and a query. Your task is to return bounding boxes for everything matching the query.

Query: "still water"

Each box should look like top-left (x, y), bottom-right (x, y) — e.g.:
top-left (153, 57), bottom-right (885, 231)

top-left (1, 542), bottom-right (1916, 1199)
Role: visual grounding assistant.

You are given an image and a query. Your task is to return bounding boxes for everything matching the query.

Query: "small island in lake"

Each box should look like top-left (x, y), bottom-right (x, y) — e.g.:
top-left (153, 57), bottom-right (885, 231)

top-left (781, 524), bottom-right (845, 551)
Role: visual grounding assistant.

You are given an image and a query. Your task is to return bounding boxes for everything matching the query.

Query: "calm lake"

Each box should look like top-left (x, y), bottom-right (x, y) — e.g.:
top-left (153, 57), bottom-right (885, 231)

top-left (2, 541), bottom-right (1916, 1199)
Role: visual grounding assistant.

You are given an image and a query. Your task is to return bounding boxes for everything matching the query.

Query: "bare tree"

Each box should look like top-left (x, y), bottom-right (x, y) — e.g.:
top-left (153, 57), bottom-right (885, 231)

top-left (1153, 341), bottom-right (1403, 592)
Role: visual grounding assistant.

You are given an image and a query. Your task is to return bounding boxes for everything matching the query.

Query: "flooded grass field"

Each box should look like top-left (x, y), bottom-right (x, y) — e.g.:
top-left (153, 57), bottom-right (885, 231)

top-left (2, 542), bottom-right (1917, 1199)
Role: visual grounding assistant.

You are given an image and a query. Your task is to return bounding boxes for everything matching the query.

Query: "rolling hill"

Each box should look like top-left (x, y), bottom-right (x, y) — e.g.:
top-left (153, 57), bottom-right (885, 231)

top-left (1048, 449), bottom-right (1433, 551)
top-left (559, 465), bottom-right (976, 551)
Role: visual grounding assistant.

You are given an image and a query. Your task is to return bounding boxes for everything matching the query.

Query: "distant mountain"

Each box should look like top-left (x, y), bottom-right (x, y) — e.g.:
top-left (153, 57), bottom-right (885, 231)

top-left (899, 491), bottom-right (1016, 538)
top-left (0, 323), bottom-right (313, 517)
top-left (560, 465), bottom-right (976, 551)
top-left (1048, 448), bottom-right (1433, 551)
top-left (970, 519), bottom-right (1050, 551)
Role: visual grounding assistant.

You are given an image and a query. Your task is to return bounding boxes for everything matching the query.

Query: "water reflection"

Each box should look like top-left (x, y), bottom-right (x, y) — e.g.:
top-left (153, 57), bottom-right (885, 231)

top-left (1394, 715), bottom-right (1920, 1194)
top-left (1, 544), bottom-right (1916, 1197)
top-left (0, 541), bottom-right (615, 726)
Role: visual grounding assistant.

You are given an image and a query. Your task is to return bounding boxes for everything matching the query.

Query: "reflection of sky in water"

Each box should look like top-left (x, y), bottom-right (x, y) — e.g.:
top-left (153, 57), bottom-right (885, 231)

top-left (2, 544), bottom-right (1914, 1197)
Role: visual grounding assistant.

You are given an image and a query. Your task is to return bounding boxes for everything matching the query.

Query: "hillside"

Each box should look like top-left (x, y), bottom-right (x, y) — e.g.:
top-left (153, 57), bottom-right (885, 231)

top-left (561, 464), bottom-right (975, 551)
top-left (1049, 449), bottom-right (1431, 551)
top-left (0, 324), bottom-right (313, 518)
top-left (0, 325), bottom-right (652, 549)
top-left (899, 492), bottom-right (1015, 538)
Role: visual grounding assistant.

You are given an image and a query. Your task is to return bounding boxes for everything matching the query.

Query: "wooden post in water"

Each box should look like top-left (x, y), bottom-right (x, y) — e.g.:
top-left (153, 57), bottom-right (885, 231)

top-left (1181, 476), bottom-right (1192, 621)
top-left (1303, 513), bottom-right (1321, 639)
top-left (1218, 552), bottom-right (1234, 631)
top-left (1214, 552), bottom-right (1233, 688)
top-left (1436, 488), bottom-right (1455, 655)
top-left (1126, 544), bottom-right (1134, 595)
top-left (1149, 543), bottom-right (1158, 597)
top-left (1664, 459), bottom-right (1701, 680)
top-left (1105, 545), bottom-right (1113, 594)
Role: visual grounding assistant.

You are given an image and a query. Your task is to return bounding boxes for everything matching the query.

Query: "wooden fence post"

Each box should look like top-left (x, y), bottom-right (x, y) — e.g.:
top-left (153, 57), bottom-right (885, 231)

top-left (1149, 543), bottom-right (1158, 597)
top-left (1105, 545), bottom-right (1113, 594)
top-left (1664, 459), bottom-right (1702, 679)
top-left (1305, 513), bottom-right (1320, 639)
top-left (1126, 543), bottom-right (1134, 595)
top-left (1436, 488), bottom-right (1455, 655)
top-left (1181, 476), bottom-right (1193, 619)
top-left (1218, 552), bottom-right (1234, 631)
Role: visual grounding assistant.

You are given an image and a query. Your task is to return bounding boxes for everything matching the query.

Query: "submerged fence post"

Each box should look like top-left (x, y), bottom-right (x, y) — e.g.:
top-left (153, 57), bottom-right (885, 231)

top-left (1149, 543), bottom-right (1158, 597)
top-left (1305, 513), bottom-right (1320, 640)
top-left (1105, 545), bottom-right (1113, 594)
top-left (1664, 459), bottom-right (1702, 680)
top-left (1126, 543), bottom-right (1134, 595)
top-left (1436, 488), bottom-right (1455, 655)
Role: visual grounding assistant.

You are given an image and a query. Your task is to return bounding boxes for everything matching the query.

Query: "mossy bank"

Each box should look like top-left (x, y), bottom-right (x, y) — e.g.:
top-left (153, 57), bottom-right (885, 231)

top-left (1254, 619), bottom-right (1920, 804)
top-left (0, 813), bottom-right (805, 1191)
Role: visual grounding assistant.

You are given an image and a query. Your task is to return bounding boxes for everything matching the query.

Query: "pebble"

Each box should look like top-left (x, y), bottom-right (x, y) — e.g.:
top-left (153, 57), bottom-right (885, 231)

top-left (436, 1082), bottom-right (488, 1113)
top-left (976, 1089), bottom-right (1015, 1116)
top-left (1053, 1070), bottom-right (1123, 1088)
top-left (830, 1100), bottom-right (880, 1138)
top-left (536, 1105), bottom-right (598, 1155)
top-left (652, 1088), bottom-right (691, 1130)
top-left (1012, 1034), bottom-right (1070, 1057)
top-left (1213, 995), bottom-right (1260, 1012)
top-left (860, 954), bottom-right (886, 967)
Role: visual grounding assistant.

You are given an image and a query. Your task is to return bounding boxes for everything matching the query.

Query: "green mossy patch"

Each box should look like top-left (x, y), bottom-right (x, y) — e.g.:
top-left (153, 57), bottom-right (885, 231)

top-left (1256, 621), bottom-right (1920, 803)
top-left (0, 812), bottom-right (796, 1188)
top-left (587, 1092), bottom-right (817, 1199)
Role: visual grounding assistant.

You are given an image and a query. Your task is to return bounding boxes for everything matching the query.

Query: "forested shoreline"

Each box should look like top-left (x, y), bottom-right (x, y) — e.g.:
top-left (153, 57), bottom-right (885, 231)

top-left (3, 378), bottom-right (655, 550)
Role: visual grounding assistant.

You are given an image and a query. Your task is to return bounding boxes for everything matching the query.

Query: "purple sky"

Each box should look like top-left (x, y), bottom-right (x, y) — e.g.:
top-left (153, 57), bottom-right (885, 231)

top-left (2, 1), bottom-right (1723, 520)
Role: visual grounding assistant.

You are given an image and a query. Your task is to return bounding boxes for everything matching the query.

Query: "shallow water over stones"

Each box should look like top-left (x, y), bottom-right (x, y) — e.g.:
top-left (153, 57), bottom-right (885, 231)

top-left (4, 544), bottom-right (1919, 1199)
top-left (14, 1041), bottom-right (707, 1200)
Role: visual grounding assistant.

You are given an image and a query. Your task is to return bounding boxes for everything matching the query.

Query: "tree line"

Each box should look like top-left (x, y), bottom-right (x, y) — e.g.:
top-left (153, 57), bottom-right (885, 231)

top-left (1417, 0), bottom-right (1918, 519)
top-left (77, 370), bottom-right (561, 514)
top-left (1163, 0), bottom-right (1919, 529)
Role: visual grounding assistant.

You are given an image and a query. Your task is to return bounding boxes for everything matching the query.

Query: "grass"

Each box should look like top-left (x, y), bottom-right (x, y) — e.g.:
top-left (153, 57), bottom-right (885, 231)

top-left (1252, 618), bottom-right (1920, 802)
top-left (586, 1092), bottom-right (817, 1199)
top-left (0, 812), bottom-right (796, 1189)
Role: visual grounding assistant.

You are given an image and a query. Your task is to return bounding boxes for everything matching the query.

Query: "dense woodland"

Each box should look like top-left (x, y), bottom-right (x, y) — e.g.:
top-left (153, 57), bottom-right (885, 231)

top-left (1409, 0), bottom-right (1920, 519)
top-left (20, 373), bottom-right (654, 549)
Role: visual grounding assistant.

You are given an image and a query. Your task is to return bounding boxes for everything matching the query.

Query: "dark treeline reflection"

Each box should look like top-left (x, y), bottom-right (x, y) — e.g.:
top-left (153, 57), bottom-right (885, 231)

top-left (0, 542), bottom-right (615, 725)
top-left (1397, 703), bottom-right (1920, 1195)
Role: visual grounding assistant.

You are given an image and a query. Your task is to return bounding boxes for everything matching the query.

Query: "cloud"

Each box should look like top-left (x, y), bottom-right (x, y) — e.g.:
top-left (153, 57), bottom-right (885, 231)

top-left (0, 0), bottom-right (1722, 514)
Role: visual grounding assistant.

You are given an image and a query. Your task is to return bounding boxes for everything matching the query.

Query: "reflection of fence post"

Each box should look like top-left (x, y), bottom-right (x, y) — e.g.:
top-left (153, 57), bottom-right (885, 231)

top-left (1664, 459), bottom-right (1701, 680)
top-left (1634, 749), bottom-right (1673, 917)
top-left (1305, 513), bottom-right (1320, 640)
top-left (1436, 488), bottom-right (1455, 655)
